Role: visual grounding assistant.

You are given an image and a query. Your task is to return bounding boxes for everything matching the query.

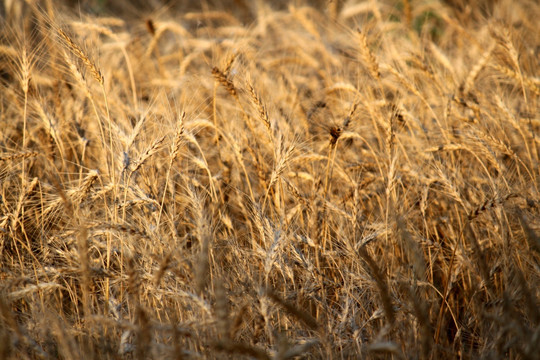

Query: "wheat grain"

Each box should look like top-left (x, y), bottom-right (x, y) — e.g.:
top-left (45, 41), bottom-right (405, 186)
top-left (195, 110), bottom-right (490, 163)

top-left (57, 28), bottom-right (104, 85)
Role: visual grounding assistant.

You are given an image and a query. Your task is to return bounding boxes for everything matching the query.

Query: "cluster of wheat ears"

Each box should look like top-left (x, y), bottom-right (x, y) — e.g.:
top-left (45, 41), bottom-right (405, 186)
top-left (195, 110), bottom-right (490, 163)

top-left (0, 0), bottom-right (539, 358)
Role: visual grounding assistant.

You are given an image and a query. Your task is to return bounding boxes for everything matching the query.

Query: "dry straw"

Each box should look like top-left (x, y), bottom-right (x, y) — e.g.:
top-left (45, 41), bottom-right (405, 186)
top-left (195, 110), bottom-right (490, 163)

top-left (1, 1), bottom-right (539, 359)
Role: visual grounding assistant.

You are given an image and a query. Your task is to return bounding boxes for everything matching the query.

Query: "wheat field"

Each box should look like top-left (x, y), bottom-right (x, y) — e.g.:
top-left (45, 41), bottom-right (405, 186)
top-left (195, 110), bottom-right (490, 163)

top-left (0, 0), bottom-right (539, 358)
